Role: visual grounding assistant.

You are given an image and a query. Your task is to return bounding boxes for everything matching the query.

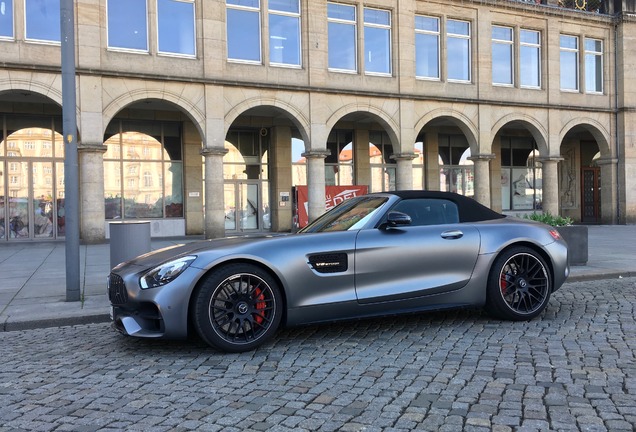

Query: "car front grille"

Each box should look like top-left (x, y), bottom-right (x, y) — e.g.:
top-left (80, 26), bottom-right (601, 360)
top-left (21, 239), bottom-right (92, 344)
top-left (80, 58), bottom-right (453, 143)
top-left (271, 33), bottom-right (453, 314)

top-left (108, 273), bottom-right (129, 305)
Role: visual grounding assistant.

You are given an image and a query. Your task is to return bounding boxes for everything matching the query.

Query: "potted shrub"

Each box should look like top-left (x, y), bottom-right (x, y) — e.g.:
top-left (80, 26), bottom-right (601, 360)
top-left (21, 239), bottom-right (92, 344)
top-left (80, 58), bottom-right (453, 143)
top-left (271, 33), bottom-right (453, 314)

top-left (523, 212), bottom-right (588, 265)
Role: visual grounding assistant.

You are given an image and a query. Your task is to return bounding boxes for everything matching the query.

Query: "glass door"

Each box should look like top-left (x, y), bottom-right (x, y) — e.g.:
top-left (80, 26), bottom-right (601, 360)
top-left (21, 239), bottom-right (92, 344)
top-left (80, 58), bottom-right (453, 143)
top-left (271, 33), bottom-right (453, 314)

top-left (224, 181), bottom-right (269, 233)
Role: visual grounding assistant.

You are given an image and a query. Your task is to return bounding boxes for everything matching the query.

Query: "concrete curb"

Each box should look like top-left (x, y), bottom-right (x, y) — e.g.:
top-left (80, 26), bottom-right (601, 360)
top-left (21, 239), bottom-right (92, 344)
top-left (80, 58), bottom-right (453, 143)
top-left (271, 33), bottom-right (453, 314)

top-left (2, 314), bottom-right (111, 332)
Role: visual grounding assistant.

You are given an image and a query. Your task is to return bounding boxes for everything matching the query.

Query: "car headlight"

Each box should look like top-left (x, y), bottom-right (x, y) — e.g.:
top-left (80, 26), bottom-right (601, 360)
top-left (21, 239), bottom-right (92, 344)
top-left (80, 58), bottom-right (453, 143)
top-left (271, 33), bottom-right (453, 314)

top-left (139, 256), bottom-right (196, 289)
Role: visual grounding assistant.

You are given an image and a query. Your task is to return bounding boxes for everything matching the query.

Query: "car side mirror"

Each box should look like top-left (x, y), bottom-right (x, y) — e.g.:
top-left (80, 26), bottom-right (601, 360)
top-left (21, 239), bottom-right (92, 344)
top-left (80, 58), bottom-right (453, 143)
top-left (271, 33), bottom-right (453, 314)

top-left (386, 211), bottom-right (412, 227)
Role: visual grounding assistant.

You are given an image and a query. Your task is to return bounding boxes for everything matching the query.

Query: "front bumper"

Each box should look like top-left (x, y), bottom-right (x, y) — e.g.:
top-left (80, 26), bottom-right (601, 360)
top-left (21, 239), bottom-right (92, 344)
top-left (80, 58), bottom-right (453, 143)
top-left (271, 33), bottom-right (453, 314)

top-left (107, 267), bottom-right (200, 340)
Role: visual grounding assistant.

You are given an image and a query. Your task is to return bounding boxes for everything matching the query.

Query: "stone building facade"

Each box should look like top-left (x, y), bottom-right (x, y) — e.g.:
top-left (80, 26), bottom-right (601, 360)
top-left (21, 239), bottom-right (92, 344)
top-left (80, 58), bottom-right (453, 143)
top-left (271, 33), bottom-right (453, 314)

top-left (0, 0), bottom-right (634, 242)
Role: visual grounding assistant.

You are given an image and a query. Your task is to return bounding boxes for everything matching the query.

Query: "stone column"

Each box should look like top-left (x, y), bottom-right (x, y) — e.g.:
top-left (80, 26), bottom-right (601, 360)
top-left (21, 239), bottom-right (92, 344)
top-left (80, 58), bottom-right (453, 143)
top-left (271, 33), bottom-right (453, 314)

top-left (596, 157), bottom-right (619, 224)
top-left (201, 147), bottom-right (228, 239)
top-left (302, 150), bottom-right (330, 222)
top-left (539, 157), bottom-right (562, 216)
top-left (468, 154), bottom-right (495, 207)
top-left (391, 153), bottom-right (418, 190)
top-left (78, 143), bottom-right (107, 243)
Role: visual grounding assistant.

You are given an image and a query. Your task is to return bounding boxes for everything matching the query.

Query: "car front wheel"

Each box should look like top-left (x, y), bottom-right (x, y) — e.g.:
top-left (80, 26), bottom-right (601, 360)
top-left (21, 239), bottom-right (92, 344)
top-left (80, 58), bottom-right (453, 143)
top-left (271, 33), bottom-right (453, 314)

top-left (485, 246), bottom-right (552, 321)
top-left (192, 264), bottom-right (282, 352)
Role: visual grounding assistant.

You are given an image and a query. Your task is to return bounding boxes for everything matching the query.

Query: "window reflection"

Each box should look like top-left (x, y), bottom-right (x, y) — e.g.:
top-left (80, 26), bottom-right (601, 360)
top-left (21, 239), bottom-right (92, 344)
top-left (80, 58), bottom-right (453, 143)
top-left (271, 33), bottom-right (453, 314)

top-left (104, 122), bottom-right (184, 220)
top-left (107, 0), bottom-right (148, 51)
top-left (25, 0), bottom-right (60, 43)
top-left (158, 0), bottom-right (195, 56)
top-left (0, 0), bottom-right (14, 39)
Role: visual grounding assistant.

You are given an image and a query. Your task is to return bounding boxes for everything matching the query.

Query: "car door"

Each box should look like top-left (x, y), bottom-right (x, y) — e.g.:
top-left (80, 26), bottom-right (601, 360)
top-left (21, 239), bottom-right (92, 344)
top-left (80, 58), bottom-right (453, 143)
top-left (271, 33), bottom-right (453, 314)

top-left (353, 198), bottom-right (481, 304)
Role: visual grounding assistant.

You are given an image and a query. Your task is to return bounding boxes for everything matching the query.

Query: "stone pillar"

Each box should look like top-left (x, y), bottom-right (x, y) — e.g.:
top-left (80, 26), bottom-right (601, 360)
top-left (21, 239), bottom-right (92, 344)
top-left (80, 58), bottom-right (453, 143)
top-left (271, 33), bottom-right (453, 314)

top-left (354, 129), bottom-right (371, 188)
top-left (302, 150), bottom-right (330, 222)
top-left (539, 158), bottom-right (562, 216)
top-left (468, 154), bottom-right (495, 207)
top-left (201, 147), bottom-right (228, 239)
top-left (391, 153), bottom-right (418, 190)
top-left (78, 143), bottom-right (107, 243)
top-left (597, 157), bottom-right (619, 224)
top-left (270, 126), bottom-right (292, 232)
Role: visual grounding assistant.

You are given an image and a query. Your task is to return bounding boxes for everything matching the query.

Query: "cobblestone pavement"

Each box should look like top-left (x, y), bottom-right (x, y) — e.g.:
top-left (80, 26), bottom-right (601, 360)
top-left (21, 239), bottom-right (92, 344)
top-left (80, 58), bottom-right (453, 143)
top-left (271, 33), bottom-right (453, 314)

top-left (1, 278), bottom-right (635, 432)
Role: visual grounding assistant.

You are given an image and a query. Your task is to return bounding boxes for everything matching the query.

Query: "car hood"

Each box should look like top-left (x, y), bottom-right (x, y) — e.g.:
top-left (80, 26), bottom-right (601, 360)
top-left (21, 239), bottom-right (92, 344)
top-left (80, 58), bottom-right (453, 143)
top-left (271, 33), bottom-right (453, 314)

top-left (113, 233), bottom-right (290, 270)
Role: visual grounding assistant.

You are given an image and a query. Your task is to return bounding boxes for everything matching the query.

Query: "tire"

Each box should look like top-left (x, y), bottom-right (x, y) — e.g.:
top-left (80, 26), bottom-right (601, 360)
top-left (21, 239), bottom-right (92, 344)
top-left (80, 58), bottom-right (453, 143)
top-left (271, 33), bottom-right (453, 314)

top-left (484, 246), bottom-right (552, 321)
top-left (192, 263), bottom-right (282, 352)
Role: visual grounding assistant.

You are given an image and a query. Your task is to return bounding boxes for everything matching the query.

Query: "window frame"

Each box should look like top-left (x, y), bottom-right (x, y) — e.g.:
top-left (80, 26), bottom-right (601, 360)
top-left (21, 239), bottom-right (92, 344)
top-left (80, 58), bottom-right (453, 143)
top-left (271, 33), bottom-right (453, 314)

top-left (226, 0), bottom-right (262, 64)
top-left (491, 25), bottom-right (514, 87)
top-left (520, 29), bottom-right (541, 89)
top-left (327, 1), bottom-right (357, 73)
top-left (560, 34), bottom-right (579, 92)
top-left (0, 0), bottom-right (14, 40)
top-left (446, 18), bottom-right (472, 84)
top-left (414, 14), bottom-right (440, 81)
top-left (156, 0), bottom-right (196, 58)
top-left (106, 0), bottom-right (149, 53)
top-left (363, 6), bottom-right (392, 77)
top-left (584, 37), bottom-right (603, 94)
top-left (24, 0), bottom-right (61, 44)
top-left (268, 0), bottom-right (301, 68)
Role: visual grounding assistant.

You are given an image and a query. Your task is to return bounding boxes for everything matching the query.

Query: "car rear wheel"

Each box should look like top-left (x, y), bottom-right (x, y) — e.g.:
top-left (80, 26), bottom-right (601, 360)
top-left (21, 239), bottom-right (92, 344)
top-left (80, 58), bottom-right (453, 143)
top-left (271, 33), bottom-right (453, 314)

top-left (485, 246), bottom-right (552, 320)
top-left (192, 263), bottom-right (282, 352)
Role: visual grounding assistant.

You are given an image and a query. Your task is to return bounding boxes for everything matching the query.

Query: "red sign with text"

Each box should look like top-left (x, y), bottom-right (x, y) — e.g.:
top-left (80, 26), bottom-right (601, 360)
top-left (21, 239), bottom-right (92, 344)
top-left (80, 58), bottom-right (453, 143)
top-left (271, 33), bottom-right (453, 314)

top-left (294, 185), bottom-right (368, 228)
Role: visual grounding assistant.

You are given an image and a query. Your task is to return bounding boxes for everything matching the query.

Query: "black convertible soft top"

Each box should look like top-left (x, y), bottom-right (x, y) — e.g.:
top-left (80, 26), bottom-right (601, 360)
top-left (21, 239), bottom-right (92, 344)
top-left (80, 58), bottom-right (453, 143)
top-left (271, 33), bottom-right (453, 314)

top-left (385, 190), bottom-right (506, 223)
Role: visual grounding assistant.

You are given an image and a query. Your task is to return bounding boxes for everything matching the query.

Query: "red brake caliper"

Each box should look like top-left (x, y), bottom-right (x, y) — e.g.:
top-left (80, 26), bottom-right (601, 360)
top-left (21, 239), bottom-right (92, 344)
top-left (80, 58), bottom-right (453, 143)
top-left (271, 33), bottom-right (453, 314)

top-left (500, 274), bottom-right (508, 295)
top-left (253, 288), bottom-right (266, 325)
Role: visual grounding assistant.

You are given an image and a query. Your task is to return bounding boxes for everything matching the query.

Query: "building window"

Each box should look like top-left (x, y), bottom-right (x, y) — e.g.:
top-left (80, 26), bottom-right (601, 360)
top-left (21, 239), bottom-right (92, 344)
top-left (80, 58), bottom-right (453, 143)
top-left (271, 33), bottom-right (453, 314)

top-left (492, 26), bottom-right (513, 86)
top-left (269, 0), bottom-right (300, 67)
top-left (107, 0), bottom-right (148, 51)
top-left (439, 134), bottom-right (473, 196)
top-left (585, 38), bottom-right (603, 94)
top-left (0, 0), bottom-right (14, 39)
top-left (157, 0), bottom-right (195, 57)
top-left (447, 19), bottom-right (471, 82)
top-left (325, 130), bottom-right (354, 186)
top-left (104, 121), bottom-right (183, 219)
top-left (25, 0), bottom-right (60, 43)
top-left (560, 34), bottom-right (579, 91)
top-left (520, 29), bottom-right (541, 88)
top-left (364, 8), bottom-right (391, 75)
top-left (327, 2), bottom-right (356, 72)
top-left (415, 15), bottom-right (440, 80)
top-left (500, 138), bottom-right (542, 211)
top-left (226, 0), bottom-right (261, 63)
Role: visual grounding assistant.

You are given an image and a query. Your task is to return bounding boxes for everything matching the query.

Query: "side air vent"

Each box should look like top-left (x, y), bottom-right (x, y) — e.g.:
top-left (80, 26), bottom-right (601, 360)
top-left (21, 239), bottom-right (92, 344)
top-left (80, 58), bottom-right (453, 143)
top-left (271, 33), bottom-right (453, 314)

top-left (307, 253), bottom-right (348, 274)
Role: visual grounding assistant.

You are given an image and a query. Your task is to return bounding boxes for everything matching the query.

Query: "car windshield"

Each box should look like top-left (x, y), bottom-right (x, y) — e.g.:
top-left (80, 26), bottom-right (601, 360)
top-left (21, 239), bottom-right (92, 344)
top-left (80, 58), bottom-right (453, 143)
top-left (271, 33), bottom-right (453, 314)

top-left (299, 196), bottom-right (389, 233)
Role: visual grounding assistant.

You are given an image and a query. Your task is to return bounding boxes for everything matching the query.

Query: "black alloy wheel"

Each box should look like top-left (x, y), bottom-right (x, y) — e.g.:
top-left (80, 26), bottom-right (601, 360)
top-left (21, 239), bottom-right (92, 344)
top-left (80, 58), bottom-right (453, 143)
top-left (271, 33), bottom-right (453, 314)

top-left (485, 246), bottom-right (552, 320)
top-left (193, 264), bottom-right (282, 352)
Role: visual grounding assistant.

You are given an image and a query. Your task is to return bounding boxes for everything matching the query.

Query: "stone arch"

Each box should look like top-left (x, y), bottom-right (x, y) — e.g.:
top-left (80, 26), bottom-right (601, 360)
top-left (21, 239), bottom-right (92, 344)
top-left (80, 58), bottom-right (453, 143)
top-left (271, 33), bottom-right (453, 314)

top-left (491, 113), bottom-right (549, 155)
top-left (225, 97), bottom-right (310, 144)
top-left (0, 78), bottom-right (63, 106)
top-left (103, 88), bottom-right (206, 138)
top-left (559, 117), bottom-right (611, 158)
top-left (326, 103), bottom-right (400, 151)
top-left (415, 108), bottom-right (479, 151)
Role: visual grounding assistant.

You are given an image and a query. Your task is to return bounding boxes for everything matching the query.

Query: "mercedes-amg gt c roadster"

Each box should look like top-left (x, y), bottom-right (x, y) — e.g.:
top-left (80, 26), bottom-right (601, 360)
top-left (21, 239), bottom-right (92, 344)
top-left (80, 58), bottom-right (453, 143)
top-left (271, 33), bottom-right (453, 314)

top-left (108, 191), bottom-right (569, 352)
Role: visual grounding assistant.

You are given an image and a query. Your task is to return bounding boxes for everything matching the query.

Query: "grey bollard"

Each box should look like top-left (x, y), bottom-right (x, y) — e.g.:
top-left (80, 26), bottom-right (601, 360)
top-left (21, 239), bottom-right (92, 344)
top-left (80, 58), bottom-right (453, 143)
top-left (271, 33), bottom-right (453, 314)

top-left (109, 221), bottom-right (151, 269)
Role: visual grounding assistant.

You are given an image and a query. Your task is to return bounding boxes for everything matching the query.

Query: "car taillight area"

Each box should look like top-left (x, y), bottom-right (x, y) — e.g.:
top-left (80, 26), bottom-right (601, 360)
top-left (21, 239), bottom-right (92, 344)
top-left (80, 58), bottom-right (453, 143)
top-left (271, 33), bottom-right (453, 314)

top-left (549, 229), bottom-right (562, 241)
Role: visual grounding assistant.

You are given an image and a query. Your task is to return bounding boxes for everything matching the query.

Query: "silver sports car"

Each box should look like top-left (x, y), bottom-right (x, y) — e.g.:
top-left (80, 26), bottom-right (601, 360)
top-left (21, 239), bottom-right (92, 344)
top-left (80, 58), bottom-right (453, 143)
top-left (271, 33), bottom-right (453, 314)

top-left (108, 191), bottom-right (569, 352)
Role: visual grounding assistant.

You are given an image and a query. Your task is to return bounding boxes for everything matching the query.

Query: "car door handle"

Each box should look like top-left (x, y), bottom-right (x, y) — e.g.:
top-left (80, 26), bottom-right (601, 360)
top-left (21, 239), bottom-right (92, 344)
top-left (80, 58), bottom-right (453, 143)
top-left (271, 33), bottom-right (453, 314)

top-left (441, 230), bottom-right (463, 239)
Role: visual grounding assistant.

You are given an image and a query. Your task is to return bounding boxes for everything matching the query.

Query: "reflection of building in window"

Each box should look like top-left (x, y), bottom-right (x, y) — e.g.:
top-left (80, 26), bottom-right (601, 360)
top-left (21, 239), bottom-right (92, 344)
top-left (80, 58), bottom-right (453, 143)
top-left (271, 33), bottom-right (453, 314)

top-left (501, 138), bottom-right (542, 211)
top-left (438, 134), bottom-right (474, 196)
top-left (103, 120), bottom-right (183, 219)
